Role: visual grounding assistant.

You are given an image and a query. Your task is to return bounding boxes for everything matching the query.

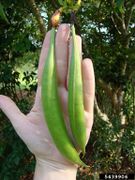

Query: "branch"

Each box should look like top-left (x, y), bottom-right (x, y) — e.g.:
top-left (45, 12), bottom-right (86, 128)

top-left (27, 0), bottom-right (46, 38)
top-left (113, 13), bottom-right (126, 35)
top-left (96, 78), bottom-right (119, 112)
top-left (111, 14), bottom-right (122, 34)
top-left (96, 78), bottom-right (113, 99)
top-left (94, 97), bottom-right (112, 127)
top-left (125, 2), bottom-right (135, 31)
top-left (110, 0), bottom-right (127, 35)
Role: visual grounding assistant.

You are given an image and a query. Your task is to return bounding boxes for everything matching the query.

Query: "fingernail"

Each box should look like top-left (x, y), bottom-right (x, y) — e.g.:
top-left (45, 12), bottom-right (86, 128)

top-left (59, 23), bottom-right (70, 31)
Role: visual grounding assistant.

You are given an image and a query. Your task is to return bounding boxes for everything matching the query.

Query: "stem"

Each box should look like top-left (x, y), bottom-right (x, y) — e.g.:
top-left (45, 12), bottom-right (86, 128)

top-left (27, 0), bottom-right (46, 38)
top-left (70, 12), bottom-right (76, 24)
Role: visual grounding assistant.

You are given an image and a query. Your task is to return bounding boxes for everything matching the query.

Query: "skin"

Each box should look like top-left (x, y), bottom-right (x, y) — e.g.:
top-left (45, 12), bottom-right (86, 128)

top-left (0, 24), bottom-right (95, 178)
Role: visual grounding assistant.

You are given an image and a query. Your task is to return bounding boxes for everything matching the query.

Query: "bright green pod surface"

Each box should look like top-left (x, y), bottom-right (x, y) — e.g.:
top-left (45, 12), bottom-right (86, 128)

top-left (41, 28), bottom-right (87, 166)
top-left (68, 25), bottom-right (86, 154)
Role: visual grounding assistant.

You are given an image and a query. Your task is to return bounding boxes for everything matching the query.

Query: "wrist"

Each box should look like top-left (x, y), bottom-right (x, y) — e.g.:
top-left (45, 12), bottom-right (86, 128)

top-left (34, 157), bottom-right (78, 180)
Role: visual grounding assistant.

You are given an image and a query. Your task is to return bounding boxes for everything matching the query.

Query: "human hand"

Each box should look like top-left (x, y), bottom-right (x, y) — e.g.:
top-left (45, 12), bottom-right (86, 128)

top-left (0, 24), bottom-right (95, 179)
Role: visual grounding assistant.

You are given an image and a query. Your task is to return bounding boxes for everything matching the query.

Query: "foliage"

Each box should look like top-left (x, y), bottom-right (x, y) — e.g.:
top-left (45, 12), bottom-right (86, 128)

top-left (57, 0), bottom-right (81, 14)
top-left (0, 0), bottom-right (135, 179)
top-left (0, 2), bottom-right (9, 23)
top-left (0, 115), bottom-right (35, 180)
top-left (87, 115), bottom-right (135, 173)
top-left (0, 1), bottom-right (38, 179)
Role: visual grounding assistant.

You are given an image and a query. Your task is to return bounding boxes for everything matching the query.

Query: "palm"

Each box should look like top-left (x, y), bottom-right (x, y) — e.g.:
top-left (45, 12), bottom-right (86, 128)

top-left (25, 85), bottom-right (70, 164)
top-left (0, 24), bottom-right (95, 166)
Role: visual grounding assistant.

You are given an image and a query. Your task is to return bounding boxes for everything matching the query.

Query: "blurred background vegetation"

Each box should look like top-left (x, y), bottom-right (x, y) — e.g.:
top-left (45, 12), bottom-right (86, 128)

top-left (0, 0), bottom-right (135, 179)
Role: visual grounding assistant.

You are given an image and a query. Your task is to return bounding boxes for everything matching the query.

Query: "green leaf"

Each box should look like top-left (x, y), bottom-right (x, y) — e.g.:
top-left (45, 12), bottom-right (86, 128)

top-left (67, 0), bottom-right (72, 5)
top-left (63, 0), bottom-right (67, 7)
top-left (0, 2), bottom-right (9, 23)
top-left (58, 0), bottom-right (64, 6)
top-left (115, 0), bottom-right (125, 13)
top-left (115, 0), bottom-right (124, 7)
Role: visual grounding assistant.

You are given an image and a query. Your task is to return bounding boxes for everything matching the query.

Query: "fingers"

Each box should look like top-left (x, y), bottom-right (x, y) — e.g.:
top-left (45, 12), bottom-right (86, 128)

top-left (38, 31), bottom-right (51, 85)
top-left (55, 24), bottom-right (70, 88)
top-left (82, 59), bottom-right (95, 113)
top-left (38, 24), bottom-right (71, 88)
top-left (0, 95), bottom-right (26, 130)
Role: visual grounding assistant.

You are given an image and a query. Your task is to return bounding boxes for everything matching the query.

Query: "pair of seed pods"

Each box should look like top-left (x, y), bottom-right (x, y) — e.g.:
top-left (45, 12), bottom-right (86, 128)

top-left (41, 25), bottom-right (87, 167)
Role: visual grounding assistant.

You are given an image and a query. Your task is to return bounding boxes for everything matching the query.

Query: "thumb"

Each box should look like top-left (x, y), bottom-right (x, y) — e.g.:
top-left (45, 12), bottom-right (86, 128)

top-left (0, 95), bottom-right (26, 130)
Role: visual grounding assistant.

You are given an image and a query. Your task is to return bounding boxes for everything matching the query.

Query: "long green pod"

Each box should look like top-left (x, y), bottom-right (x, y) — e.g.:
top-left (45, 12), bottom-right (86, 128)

top-left (68, 25), bottom-right (86, 154)
top-left (41, 28), bottom-right (87, 166)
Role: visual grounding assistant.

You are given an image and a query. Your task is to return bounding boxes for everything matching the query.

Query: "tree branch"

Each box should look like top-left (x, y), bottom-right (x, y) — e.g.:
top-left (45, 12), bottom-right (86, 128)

top-left (96, 78), bottom-right (113, 99)
top-left (110, 0), bottom-right (127, 35)
top-left (125, 2), bottom-right (135, 31)
top-left (113, 13), bottom-right (126, 35)
top-left (27, 0), bottom-right (46, 38)
top-left (94, 97), bottom-right (112, 127)
top-left (111, 14), bottom-right (122, 34)
top-left (96, 78), bottom-right (120, 112)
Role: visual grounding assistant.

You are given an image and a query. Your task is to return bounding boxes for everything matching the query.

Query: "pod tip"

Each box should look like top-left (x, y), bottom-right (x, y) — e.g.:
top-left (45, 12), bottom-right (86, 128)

top-left (81, 161), bottom-right (90, 168)
top-left (51, 9), bottom-right (62, 27)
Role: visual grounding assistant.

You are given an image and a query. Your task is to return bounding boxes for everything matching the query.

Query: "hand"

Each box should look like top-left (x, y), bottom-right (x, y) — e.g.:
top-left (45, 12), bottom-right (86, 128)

top-left (0, 24), bottom-right (95, 180)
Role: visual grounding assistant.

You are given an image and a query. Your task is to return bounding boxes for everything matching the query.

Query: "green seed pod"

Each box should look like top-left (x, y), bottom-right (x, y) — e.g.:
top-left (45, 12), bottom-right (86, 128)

top-left (68, 25), bottom-right (86, 155)
top-left (41, 28), bottom-right (87, 166)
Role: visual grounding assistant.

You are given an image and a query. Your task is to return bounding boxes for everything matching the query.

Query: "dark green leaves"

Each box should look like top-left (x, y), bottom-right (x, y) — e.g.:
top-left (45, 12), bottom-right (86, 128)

top-left (0, 2), bottom-right (9, 23)
top-left (115, 0), bottom-right (125, 13)
top-left (58, 0), bottom-right (64, 6)
top-left (57, 0), bottom-right (81, 14)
